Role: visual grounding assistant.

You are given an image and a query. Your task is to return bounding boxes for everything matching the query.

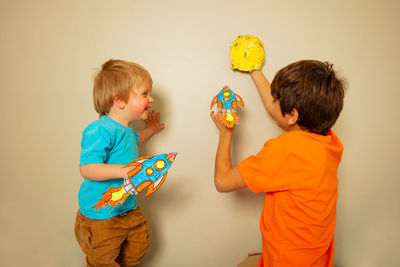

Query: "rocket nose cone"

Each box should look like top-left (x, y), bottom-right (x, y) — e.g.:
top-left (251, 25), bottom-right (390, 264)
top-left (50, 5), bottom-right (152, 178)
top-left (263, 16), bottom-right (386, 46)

top-left (168, 153), bottom-right (177, 161)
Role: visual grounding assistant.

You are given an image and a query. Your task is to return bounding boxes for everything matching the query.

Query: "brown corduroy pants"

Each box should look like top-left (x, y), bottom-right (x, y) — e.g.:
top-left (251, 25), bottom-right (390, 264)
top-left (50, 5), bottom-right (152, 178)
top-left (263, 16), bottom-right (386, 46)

top-left (75, 208), bottom-right (150, 267)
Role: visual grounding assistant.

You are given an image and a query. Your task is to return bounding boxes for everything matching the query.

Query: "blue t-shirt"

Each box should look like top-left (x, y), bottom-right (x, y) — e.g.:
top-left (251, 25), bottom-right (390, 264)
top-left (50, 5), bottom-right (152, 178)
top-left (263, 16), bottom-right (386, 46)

top-left (78, 116), bottom-right (140, 219)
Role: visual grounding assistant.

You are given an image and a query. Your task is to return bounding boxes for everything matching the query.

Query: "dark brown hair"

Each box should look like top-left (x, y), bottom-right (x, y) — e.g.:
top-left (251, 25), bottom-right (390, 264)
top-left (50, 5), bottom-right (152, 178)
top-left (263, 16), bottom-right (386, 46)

top-left (271, 60), bottom-right (346, 135)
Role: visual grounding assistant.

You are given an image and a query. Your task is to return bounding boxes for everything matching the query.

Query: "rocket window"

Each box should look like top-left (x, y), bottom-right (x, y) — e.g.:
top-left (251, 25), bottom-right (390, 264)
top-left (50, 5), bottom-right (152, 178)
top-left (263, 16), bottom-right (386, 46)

top-left (145, 167), bottom-right (154, 176)
top-left (154, 159), bottom-right (166, 171)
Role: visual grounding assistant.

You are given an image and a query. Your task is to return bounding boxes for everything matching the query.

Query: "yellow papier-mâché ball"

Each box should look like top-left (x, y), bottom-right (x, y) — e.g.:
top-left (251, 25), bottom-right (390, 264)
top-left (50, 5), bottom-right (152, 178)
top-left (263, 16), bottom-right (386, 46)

top-left (230, 35), bottom-right (265, 72)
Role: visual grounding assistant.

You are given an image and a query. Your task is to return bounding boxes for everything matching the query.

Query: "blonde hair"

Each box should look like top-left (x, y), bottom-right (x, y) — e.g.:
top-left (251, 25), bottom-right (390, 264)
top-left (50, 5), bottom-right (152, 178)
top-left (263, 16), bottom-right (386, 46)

top-left (93, 59), bottom-right (153, 116)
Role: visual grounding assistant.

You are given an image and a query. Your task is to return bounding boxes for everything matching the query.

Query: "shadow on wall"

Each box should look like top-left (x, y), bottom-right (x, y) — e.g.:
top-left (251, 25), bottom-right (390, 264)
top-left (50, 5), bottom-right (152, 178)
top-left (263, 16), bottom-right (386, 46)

top-left (133, 86), bottom-right (181, 266)
top-left (133, 85), bottom-right (264, 265)
top-left (135, 174), bottom-right (192, 267)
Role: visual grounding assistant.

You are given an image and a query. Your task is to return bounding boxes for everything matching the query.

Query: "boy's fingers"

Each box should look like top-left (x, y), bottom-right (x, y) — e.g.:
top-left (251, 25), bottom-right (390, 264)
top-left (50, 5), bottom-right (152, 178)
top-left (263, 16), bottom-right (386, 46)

top-left (210, 112), bottom-right (217, 125)
top-left (215, 112), bottom-right (223, 120)
top-left (210, 111), bottom-right (217, 122)
top-left (211, 111), bottom-right (224, 122)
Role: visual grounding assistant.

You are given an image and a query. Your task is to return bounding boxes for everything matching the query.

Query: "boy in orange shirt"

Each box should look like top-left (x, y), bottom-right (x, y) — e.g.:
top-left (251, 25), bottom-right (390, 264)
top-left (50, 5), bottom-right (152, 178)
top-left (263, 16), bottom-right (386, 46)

top-left (211, 60), bottom-right (346, 267)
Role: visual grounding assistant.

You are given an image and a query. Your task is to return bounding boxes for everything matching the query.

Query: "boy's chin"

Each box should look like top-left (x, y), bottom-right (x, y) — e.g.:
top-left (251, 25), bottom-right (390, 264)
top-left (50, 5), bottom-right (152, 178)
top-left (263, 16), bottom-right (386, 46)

top-left (141, 112), bottom-right (149, 120)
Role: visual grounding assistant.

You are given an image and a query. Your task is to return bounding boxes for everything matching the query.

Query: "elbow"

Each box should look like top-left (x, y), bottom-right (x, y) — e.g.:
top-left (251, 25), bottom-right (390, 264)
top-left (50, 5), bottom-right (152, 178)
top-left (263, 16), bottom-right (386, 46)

top-left (79, 165), bottom-right (90, 179)
top-left (215, 184), bottom-right (229, 193)
top-left (214, 182), bottom-right (223, 193)
top-left (214, 174), bottom-right (229, 193)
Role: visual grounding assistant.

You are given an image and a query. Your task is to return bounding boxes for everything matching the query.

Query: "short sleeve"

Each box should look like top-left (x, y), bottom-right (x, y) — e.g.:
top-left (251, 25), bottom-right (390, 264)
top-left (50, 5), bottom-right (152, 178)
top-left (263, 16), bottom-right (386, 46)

top-left (79, 124), bottom-right (111, 165)
top-left (132, 128), bottom-right (140, 147)
top-left (238, 138), bottom-right (293, 193)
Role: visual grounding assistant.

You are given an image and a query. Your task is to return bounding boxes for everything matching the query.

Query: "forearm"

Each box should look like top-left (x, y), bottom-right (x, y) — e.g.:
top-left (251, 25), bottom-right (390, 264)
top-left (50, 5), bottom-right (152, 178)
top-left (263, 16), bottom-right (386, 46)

top-left (80, 163), bottom-right (127, 181)
top-left (215, 132), bottom-right (233, 174)
top-left (138, 127), bottom-right (155, 143)
top-left (211, 111), bottom-right (247, 192)
top-left (214, 132), bottom-right (233, 191)
top-left (250, 70), bottom-right (274, 115)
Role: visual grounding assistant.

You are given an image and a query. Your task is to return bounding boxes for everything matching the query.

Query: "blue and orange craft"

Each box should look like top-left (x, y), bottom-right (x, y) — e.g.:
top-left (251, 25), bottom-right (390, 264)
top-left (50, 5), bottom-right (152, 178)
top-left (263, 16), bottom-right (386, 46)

top-left (210, 86), bottom-right (244, 128)
top-left (92, 153), bottom-right (177, 210)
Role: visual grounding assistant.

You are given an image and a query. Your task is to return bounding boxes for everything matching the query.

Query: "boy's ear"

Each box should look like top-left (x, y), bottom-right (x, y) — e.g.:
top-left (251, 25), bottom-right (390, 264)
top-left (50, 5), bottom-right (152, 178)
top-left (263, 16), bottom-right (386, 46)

top-left (113, 95), bottom-right (126, 109)
top-left (287, 108), bottom-right (299, 126)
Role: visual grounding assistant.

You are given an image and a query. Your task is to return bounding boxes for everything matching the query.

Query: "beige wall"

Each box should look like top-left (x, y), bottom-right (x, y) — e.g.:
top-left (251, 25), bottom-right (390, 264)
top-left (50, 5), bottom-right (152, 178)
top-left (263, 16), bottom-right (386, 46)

top-left (1, 1), bottom-right (399, 266)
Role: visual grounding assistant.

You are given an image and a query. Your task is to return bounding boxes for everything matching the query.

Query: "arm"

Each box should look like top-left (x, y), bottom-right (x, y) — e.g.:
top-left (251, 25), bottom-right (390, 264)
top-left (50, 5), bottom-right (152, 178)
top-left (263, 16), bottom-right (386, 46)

top-left (250, 70), bottom-right (274, 115)
top-left (210, 112), bottom-right (247, 192)
top-left (80, 163), bottom-right (134, 181)
top-left (138, 110), bottom-right (165, 143)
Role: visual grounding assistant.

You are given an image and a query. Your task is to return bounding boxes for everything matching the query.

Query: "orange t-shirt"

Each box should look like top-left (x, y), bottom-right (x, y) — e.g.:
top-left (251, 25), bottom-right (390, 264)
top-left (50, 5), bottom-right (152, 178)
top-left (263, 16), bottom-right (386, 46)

top-left (238, 130), bottom-right (343, 267)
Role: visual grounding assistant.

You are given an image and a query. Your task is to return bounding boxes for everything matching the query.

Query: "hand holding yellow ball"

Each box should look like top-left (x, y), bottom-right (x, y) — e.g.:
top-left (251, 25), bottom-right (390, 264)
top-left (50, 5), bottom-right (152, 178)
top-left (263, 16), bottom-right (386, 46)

top-left (230, 35), bottom-right (265, 72)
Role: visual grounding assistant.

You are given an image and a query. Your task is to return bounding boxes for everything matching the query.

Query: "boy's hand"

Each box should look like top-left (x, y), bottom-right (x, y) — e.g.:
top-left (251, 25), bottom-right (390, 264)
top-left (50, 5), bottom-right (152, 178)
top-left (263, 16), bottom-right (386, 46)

top-left (122, 164), bottom-right (139, 179)
top-left (145, 110), bottom-right (165, 134)
top-left (139, 110), bottom-right (165, 142)
top-left (210, 111), bottom-right (234, 135)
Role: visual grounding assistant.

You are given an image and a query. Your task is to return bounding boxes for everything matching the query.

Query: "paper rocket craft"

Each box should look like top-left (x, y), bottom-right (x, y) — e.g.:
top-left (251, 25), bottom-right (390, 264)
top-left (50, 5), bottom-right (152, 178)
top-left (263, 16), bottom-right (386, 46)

top-left (210, 86), bottom-right (244, 128)
top-left (230, 35), bottom-right (265, 72)
top-left (92, 153), bottom-right (177, 210)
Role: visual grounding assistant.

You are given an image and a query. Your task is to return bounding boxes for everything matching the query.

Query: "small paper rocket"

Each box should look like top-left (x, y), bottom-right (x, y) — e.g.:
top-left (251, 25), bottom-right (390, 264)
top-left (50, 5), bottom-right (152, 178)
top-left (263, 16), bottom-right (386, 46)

top-left (210, 86), bottom-right (244, 128)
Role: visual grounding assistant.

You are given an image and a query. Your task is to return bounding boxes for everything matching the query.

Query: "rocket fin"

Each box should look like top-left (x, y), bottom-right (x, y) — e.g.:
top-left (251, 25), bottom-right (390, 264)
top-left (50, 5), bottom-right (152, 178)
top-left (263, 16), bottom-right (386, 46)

top-left (210, 95), bottom-right (218, 109)
top-left (234, 93), bottom-right (244, 107)
top-left (136, 180), bottom-right (153, 193)
top-left (232, 100), bottom-right (237, 109)
top-left (145, 173), bottom-right (168, 197)
top-left (125, 156), bottom-right (152, 178)
top-left (125, 155), bottom-right (152, 167)
top-left (127, 164), bottom-right (143, 179)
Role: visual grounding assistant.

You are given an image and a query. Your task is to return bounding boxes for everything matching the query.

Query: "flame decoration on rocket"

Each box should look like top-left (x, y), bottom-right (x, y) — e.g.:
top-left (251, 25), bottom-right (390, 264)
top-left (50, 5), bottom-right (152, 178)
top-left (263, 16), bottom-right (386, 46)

top-left (210, 86), bottom-right (244, 128)
top-left (92, 153), bottom-right (177, 210)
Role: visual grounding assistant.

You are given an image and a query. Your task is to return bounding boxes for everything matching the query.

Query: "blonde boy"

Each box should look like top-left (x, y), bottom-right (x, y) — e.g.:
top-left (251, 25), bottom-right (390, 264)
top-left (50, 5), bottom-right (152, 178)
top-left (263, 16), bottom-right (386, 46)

top-left (75, 59), bottom-right (164, 266)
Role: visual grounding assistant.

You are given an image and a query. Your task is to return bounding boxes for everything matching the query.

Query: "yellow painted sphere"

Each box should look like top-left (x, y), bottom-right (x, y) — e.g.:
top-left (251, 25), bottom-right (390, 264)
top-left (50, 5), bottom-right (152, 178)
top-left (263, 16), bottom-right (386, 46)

top-left (230, 35), bottom-right (265, 72)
